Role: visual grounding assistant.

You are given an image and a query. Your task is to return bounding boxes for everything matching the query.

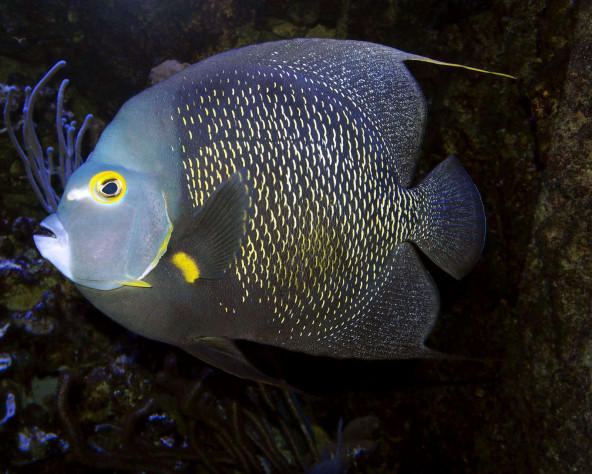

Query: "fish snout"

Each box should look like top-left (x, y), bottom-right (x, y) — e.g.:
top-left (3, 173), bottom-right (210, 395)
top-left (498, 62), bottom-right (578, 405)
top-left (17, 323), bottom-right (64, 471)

top-left (34, 214), bottom-right (73, 280)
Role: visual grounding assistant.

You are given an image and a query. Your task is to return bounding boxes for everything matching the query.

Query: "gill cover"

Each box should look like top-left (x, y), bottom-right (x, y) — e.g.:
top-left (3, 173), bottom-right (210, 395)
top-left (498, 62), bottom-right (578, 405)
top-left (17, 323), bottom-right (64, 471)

top-left (35, 160), bottom-right (172, 290)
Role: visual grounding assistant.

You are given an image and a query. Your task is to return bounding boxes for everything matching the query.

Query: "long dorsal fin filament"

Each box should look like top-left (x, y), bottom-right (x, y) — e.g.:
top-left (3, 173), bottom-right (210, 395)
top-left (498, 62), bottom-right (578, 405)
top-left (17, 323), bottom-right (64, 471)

top-left (406, 56), bottom-right (516, 80)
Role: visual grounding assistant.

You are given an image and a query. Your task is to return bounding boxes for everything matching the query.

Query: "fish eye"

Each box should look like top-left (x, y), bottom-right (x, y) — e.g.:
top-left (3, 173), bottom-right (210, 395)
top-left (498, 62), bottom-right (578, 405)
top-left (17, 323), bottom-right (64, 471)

top-left (99, 179), bottom-right (122, 197)
top-left (90, 171), bottom-right (127, 205)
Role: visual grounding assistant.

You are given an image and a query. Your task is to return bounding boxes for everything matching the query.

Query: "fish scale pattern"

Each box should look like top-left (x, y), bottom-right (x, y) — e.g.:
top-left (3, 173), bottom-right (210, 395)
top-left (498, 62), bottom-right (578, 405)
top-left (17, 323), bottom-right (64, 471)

top-left (172, 61), bottom-right (420, 351)
top-left (31, 39), bottom-right (486, 377)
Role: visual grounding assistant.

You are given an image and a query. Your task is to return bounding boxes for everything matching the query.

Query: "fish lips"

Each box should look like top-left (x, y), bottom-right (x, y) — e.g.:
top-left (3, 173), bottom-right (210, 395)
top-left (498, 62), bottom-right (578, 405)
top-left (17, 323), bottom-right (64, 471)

top-left (34, 213), bottom-right (74, 281)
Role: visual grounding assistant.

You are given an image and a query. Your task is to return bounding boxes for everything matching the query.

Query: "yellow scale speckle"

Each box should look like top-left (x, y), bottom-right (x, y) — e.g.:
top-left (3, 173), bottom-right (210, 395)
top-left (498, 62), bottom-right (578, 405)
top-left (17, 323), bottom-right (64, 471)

top-left (170, 68), bottom-right (410, 345)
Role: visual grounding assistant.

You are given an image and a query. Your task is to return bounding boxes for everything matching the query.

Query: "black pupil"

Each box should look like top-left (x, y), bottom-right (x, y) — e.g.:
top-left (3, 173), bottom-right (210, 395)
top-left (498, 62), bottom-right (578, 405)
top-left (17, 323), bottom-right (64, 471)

top-left (101, 180), bottom-right (119, 196)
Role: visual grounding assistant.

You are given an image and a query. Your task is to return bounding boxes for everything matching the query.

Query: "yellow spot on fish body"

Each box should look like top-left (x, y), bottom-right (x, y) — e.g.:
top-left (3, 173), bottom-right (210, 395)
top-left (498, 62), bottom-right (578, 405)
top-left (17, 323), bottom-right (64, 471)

top-left (171, 252), bottom-right (199, 283)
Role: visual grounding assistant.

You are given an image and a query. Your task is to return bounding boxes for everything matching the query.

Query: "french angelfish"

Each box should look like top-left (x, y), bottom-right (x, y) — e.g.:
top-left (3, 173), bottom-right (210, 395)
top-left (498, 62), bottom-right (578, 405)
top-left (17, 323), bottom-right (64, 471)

top-left (34, 39), bottom-right (487, 385)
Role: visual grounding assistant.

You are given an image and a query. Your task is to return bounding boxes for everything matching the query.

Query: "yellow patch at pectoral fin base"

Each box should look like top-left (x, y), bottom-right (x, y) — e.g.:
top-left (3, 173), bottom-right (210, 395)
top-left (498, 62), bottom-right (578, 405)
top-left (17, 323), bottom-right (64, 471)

top-left (171, 251), bottom-right (200, 283)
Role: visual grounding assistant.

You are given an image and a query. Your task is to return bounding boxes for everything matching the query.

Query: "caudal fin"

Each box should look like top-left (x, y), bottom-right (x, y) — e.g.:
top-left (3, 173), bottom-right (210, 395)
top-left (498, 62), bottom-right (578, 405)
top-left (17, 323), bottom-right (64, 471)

top-left (411, 155), bottom-right (485, 279)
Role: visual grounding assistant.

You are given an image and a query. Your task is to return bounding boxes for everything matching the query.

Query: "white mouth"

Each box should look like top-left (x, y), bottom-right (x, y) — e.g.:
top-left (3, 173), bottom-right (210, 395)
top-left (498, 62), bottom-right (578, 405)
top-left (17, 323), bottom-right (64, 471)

top-left (34, 214), bottom-right (73, 280)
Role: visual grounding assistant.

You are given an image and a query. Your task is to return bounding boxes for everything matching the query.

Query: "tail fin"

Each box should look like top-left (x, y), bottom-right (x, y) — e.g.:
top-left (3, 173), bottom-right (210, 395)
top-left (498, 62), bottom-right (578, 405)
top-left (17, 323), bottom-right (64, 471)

top-left (411, 155), bottom-right (485, 279)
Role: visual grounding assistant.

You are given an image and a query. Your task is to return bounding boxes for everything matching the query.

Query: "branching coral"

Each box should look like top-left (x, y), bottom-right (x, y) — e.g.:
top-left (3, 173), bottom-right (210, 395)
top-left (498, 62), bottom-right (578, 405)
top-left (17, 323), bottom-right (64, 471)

top-left (3, 62), bottom-right (93, 213)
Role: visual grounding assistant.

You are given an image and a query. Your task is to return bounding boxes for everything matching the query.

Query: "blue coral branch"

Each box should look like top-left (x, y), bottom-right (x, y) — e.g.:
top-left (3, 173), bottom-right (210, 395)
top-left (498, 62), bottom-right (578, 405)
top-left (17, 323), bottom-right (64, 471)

top-left (3, 61), bottom-right (93, 213)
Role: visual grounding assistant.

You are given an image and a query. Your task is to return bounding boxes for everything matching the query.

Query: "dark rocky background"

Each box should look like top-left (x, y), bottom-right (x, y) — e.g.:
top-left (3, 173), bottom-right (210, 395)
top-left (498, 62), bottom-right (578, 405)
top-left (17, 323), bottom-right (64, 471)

top-left (0, 0), bottom-right (590, 472)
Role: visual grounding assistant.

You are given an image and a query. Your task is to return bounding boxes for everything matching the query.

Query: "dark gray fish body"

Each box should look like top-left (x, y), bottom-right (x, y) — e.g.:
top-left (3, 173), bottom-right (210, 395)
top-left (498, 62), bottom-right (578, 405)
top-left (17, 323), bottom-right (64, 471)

top-left (36, 39), bottom-right (485, 384)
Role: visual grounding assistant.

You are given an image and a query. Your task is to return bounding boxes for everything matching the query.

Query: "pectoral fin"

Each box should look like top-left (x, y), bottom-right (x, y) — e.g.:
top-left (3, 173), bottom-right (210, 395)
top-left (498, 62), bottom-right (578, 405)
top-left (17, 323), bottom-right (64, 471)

top-left (170, 170), bottom-right (251, 281)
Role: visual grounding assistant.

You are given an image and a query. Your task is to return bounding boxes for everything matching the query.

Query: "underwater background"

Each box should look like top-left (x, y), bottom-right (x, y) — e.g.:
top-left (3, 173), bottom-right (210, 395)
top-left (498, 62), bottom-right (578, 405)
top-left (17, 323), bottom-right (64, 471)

top-left (0, 0), bottom-right (589, 472)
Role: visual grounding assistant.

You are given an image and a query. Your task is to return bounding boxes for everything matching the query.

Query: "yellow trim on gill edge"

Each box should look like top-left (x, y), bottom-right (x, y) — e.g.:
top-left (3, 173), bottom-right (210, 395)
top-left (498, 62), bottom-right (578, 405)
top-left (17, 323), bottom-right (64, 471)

top-left (172, 252), bottom-right (200, 283)
top-left (150, 208), bottom-right (174, 270)
top-left (406, 57), bottom-right (516, 80)
top-left (116, 279), bottom-right (152, 288)
top-left (115, 195), bottom-right (174, 289)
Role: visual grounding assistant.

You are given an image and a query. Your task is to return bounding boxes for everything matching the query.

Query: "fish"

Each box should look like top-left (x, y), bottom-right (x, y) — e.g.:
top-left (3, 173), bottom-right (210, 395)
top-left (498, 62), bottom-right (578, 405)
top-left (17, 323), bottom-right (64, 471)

top-left (33, 39), bottom-right (489, 385)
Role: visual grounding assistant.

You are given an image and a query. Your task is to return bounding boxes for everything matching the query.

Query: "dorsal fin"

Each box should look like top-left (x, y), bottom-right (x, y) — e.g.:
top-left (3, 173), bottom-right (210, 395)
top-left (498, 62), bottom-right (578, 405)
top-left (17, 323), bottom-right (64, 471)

top-left (405, 54), bottom-right (516, 79)
top-left (186, 39), bottom-right (428, 187)
top-left (189, 39), bottom-right (513, 188)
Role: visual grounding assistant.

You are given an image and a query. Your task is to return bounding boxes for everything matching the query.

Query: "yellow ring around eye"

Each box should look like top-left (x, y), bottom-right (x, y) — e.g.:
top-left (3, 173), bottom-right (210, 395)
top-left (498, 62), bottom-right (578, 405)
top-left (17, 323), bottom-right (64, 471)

top-left (89, 171), bottom-right (127, 205)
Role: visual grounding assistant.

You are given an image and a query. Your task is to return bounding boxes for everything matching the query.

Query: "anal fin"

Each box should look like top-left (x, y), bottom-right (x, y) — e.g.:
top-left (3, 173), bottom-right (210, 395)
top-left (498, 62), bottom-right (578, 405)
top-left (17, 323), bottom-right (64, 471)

top-left (337, 242), bottom-right (441, 359)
